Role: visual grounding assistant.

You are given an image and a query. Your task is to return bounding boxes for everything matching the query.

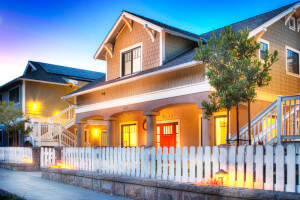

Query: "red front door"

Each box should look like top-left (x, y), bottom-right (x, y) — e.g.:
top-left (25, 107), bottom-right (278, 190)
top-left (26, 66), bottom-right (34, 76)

top-left (157, 122), bottom-right (178, 148)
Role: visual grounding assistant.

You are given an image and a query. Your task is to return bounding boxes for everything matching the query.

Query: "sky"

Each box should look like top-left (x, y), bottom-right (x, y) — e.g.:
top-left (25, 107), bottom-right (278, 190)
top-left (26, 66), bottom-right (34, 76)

top-left (0, 0), bottom-right (297, 85)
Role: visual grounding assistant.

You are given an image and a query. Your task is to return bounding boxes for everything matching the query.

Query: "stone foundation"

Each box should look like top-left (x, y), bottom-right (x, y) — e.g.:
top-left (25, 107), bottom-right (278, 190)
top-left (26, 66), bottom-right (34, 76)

top-left (0, 161), bottom-right (39, 171)
top-left (41, 167), bottom-right (300, 200)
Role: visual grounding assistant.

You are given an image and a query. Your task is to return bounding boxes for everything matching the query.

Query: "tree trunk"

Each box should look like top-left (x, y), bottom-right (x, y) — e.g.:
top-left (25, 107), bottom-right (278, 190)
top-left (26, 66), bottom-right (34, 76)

top-left (226, 109), bottom-right (230, 144)
top-left (236, 104), bottom-right (240, 147)
top-left (247, 100), bottom-right (251, 145)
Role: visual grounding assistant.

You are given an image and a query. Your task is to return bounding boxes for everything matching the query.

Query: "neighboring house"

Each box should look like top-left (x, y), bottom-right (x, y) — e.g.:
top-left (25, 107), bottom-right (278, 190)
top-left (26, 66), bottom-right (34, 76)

top-left (0, 61), bottom-right (105, 147)
top-left (63, 2), bottom-right (300, 148)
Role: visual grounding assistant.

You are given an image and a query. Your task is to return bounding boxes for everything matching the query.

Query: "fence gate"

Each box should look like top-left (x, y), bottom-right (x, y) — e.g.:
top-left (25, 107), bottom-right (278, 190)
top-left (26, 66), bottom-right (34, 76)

top-left (40, 147), bottom-right (55, 167)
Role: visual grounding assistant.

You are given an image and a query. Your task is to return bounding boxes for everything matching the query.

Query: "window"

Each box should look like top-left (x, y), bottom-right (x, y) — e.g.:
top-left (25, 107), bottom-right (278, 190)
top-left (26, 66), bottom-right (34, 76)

top-left (259, 40), bottom-right (269, 60)
top-left (0, 93), bottom-right (2, 102)
top-left (121, 124), bottom-right (137, 147)
top-left (0, 129), bottom-right (3, 144)
top-left (288, 16), bottom-right (296, 31)
top-left (100, 131), bottom-right (107, 147)
top-left (122, 46), bottom-right (141, 76)
top-left (215, 116), bottom-right (227, 146)
top-left (9, 87), bottom-right (20, 103)
top-left (287, 48), bottom-right (300, 75)
top-left (298, 18), bottom-right (300, 32)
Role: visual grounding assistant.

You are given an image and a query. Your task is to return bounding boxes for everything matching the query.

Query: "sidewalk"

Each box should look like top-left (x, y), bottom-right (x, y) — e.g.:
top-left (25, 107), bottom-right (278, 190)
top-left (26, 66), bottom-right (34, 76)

top-left (0, 169), bottom-right (131, 200)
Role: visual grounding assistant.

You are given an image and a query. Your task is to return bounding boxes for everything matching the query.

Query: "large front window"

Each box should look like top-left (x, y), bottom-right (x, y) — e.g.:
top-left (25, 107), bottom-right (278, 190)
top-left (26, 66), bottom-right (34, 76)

top-left (122, 47), bottom-right (141, 76)
top-left (287, 48), bottom-right (300, 75)
top-left (9, 87), bottom-right (20, 103)
top-left (215, 116), bottom-right (227, 146)
top-left (121, 124), bottom-right (137, 147)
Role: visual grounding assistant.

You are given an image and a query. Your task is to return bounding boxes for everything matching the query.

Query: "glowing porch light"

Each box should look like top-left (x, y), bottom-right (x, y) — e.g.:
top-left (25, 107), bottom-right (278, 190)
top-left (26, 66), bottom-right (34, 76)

top-left (54, 111), bottom-right (60, 116)
top-left (23, 157), bottom-right (33, 163)
top-left (29, 102), bottom-right (41, 113)
top-left (215, 169), bottom-right (228, 185)
top-left (93, 129), bottom-right (101, 136)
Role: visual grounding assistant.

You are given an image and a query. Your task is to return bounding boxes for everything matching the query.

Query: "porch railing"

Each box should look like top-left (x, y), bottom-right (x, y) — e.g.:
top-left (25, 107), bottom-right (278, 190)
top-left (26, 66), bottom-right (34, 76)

top-left (230, 94), bottom-right (300, 145)
top-left (48, 105), bottom-right (75, 129)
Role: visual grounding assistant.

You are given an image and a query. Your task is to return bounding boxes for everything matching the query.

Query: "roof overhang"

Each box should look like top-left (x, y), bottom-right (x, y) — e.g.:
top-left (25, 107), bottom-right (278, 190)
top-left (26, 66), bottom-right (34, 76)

top-left (249, 2), bottom-right (300, 38)
top-left (94, 11), bottom-right (199, 61)
top-left (63, 60), bottom-right (202, 99)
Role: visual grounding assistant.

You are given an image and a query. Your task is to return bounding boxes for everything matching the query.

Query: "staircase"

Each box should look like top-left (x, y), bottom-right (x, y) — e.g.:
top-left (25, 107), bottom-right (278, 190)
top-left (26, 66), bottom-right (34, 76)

top-left (27, 106), bottom-right (77, 147)
top-left (229, 95), bottom-right (300, 146)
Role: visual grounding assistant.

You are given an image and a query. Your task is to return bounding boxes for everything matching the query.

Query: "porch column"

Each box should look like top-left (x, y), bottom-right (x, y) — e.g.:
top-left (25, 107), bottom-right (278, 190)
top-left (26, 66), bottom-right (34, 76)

top-left (201, 109), bottom-right (215, 147)
top-left (145, 112), bottom-right (159, 147)
top-left (77, 123), bottom-right (86, 147)
top-left (106, 118), bottom-right (116, 147)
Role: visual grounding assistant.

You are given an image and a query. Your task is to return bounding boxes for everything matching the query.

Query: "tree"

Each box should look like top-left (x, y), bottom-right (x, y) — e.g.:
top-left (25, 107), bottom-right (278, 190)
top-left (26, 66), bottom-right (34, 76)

top-left (194, 26), bottom-right (248, 146)
top-left (0, 101), bottom-right (32, 146)
top-left (234, 28), bottom-right (278, 145)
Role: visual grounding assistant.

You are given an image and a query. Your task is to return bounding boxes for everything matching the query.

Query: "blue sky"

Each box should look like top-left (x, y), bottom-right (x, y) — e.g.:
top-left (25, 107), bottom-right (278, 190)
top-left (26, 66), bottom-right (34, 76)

top-left (0, 0), bottom-right (296, 85)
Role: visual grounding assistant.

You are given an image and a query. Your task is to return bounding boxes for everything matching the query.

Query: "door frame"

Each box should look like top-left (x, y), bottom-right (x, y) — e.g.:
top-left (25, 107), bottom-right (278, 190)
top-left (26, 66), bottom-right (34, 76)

top-left (214, 115), bottom-right (227, 146)
top-left (157, 119), bottom-right (180, 147)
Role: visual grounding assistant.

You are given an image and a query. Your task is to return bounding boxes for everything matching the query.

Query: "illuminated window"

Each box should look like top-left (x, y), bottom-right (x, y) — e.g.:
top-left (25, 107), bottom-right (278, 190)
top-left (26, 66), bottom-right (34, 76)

top-left (121, 124), bottom-right (137, 147)
top-left (101, 131), bottom-right (107, 147)
top-left (287, 48), bottom-right (300, 75)
top-left (215, 116), bottom-right (227, 146)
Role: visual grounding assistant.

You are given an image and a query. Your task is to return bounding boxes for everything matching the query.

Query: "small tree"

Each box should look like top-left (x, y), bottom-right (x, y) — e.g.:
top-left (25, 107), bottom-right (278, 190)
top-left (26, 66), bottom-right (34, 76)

top-left (194, 26), bottom-right (248, 146)
top-left (0, 101), bottom-right (32, 146)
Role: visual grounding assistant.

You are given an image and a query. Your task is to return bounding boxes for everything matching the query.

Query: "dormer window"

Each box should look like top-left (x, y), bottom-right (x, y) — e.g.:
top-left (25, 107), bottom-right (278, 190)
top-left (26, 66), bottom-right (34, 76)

top-left (259, 39), bottom-right (269, 60)
top-left (121, 43), bottom-right (142, 76)
top-left (288, 16), bottom-right (296, 31)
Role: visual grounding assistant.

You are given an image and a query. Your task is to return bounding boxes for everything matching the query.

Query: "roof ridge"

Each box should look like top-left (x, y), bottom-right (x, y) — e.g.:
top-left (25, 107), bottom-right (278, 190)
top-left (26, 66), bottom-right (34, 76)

top-left (200, 1), bottom-right (299, 36)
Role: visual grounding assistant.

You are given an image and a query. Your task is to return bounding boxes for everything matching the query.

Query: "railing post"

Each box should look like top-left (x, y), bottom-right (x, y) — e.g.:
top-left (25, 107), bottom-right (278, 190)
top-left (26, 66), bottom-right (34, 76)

top-left (276, 95), bottom-right (282, 145)
top-left (38, 122), bottom-right (42, 146)
top-left (59, 125), bottom-right (62, 146)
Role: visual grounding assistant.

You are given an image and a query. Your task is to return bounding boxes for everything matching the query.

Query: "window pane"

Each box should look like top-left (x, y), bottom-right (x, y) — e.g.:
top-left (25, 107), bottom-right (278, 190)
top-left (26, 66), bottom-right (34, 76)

top-left (132, 47), bottom-right (141, 73)
top-left (122, 124), bottom-right (137, 147)
top-left (123, 51), bottom-right (132, 76)
top-left (9, 87), bottom-right (19, 103)
top-left (260, 42), bottom-right (268, 60)
top-left (215, 117), bottom-right (227, 146)
top-left (0, 94), bottom-right (2, 102)
top-left (287, 49), bottom-right (299, 75)
top-left (101, 131), bottom-right (107, 146)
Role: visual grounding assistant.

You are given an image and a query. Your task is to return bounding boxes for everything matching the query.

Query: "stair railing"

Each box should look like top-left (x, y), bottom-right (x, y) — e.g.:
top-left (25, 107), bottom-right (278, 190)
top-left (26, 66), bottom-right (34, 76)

top-left (48, 105), bottom-right (75, 128)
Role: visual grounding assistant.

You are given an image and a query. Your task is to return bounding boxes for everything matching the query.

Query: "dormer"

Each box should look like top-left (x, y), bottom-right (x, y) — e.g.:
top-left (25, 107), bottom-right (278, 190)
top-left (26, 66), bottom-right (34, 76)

top-left (94, 11), bottom-right (199, 81)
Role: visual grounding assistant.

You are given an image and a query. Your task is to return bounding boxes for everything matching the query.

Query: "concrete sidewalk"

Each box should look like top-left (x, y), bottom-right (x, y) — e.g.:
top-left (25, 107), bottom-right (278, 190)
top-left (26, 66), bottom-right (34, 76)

top-left (0, 169), bottom-right (131, 200)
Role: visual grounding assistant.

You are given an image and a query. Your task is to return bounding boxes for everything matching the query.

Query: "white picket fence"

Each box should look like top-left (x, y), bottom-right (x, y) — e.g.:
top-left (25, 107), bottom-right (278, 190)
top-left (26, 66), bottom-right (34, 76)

top-left (40, 147), bottom-right (55, 167)
top-left (0, 147), bottom-right (32, 163)
top-left (62, 145), bottom-right (300, 193)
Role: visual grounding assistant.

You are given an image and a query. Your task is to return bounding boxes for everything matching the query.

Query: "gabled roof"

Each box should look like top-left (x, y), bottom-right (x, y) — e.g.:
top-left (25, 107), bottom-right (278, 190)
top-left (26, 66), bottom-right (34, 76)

top-left (94, 10), bottom-right (200, 60)
top-left (201, 1), bottom-right (300, 40)
top-left (66, 2), bottom-right (300, 99)
top-left (0, 61), bottom-right (105, 91)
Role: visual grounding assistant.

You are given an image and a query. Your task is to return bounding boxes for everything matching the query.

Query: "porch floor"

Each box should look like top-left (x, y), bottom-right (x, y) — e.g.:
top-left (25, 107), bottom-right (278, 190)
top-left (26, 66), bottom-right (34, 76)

top-left (0, 169), bottom-right (130, 200)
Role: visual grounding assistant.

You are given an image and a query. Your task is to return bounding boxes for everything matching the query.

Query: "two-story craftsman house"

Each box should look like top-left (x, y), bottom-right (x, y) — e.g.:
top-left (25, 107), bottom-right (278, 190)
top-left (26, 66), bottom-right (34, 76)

top-left (0, 61), bottom-right (105, 147)
top-left (63, 2), bottom-right (300, 148)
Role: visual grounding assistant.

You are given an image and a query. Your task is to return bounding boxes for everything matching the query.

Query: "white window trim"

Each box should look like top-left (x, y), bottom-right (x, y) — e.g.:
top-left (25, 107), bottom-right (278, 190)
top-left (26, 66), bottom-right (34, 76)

top-left (157, 119), bottom-right (180, 147)
top-left (119, 121), bottom-right (139, 147)
top-left (286, 46), bottom-right (300, 78)
top-left (288, 16), bottom-right (296, 31)
top-left (119, 42), bottom-right (143, 77)
top-left (8, 85), bottom-right (21, 105)
top-left (258, 39), bottom-right (270, 60)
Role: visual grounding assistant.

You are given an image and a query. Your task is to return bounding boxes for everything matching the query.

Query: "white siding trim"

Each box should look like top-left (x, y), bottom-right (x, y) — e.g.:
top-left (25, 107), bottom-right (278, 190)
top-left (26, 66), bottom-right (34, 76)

top-left (22, 80), bottom-right (26, 114)
top-left (76, 81), bottom-right (210, 114)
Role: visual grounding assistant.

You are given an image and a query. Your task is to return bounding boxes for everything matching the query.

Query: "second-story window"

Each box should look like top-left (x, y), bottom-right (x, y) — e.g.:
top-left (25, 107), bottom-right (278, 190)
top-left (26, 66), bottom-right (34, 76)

top-left (259, 40), bottom-right (269, 60)
top-left (288, 16), bottom-right (296, 31)
top-left (0, 93), bottom-right (2, 102)
top-left (122, 46), bottom-right (141, 76)
top-left (287, 48), bottom-right (300, 75)
top-left (9, 87), bottom-right (20, 103)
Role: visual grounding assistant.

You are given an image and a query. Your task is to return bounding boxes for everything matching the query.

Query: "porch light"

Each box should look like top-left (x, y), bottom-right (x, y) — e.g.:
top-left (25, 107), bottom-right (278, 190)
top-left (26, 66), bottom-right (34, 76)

top-left (215, 169), bottom-right (228, 185)
top-left (29, 102), bottom-right (41, 113)
top-left (23, 157), bottom-right (33, 163)
top-left (54, 111), bottom-right (60, 116)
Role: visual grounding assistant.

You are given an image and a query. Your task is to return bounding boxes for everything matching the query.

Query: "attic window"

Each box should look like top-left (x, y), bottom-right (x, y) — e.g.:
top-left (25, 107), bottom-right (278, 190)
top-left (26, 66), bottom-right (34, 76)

top-left (288, 16), bottom-right (296, 31)
top-left (121, 44), bottom-right (142, 76)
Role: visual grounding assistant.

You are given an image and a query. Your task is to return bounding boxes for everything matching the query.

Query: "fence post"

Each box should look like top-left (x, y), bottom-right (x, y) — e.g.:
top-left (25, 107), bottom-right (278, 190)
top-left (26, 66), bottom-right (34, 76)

top-left (276, 95), bottom-right (282, 144)
top-left (54, 146), bottom-right (63, 165)
top-left (32, 147), bottom-right (41, 170)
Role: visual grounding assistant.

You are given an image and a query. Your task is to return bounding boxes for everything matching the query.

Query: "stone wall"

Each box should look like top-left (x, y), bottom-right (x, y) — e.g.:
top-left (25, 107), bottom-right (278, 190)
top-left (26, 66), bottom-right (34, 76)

top-left (42, 167), bottom-right (300, 200)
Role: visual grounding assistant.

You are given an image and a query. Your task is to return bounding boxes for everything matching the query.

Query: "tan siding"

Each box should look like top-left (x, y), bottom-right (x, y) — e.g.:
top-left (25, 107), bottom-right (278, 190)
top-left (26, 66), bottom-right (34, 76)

top-left (258, 18), bottom-right (300, 95)
top-left (25, 81), bottom-right (77, 118)
top-left (165, 33), bottom-right (195, 62)
top-left (77, 64), bottom-right (206, 106)
top-left (106, 22), bottom-right (160, 81)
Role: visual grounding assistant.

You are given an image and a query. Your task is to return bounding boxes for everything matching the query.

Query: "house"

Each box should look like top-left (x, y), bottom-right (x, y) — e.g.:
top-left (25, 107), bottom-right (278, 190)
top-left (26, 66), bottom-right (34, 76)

top-left (63, 2), bottom-right (300, 148)
top-left (0, 61), bottom-right (105, 147)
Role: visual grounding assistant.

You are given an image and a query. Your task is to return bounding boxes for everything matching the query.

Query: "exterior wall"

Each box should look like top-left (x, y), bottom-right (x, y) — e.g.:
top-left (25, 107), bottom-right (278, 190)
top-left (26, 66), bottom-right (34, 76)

top-left (165, 33), bottom-right (196, 62)
top-left (106, 22), bottom-right (160, 81)
top-left (25, 81), bottom-right (77, 118)
top-left (77, 64), bottom-right (206, 106)
top-left (0, 80), bottom-right (23, 111)
top-left (258, 18), bottom-right (300, 95)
